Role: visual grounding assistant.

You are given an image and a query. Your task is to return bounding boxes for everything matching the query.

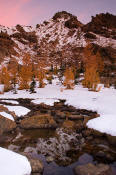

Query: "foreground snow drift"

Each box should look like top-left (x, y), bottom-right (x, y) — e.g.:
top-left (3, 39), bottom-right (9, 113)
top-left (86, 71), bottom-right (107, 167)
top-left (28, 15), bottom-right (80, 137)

top-left (0, 147), bottom-right (31, 175)
top-left (0, 84), bottom-right (116, 136)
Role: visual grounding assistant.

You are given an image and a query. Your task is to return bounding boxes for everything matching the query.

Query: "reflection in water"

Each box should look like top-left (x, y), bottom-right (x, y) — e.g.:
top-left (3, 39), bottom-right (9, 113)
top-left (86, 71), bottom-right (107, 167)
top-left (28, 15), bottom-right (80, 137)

top-left (1, 128), bottom-right (116, 175)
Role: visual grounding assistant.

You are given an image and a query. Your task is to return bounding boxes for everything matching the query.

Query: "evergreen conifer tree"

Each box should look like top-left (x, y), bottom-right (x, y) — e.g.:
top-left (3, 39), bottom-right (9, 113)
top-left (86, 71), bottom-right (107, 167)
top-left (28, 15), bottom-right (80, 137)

top-left (30, 77), bottom-right (36, 93)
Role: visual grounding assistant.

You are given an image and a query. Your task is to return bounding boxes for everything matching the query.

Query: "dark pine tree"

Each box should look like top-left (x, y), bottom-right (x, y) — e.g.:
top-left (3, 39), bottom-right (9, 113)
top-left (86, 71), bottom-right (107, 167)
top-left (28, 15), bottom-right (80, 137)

top-left (30, 77), bottom-right (36, 93)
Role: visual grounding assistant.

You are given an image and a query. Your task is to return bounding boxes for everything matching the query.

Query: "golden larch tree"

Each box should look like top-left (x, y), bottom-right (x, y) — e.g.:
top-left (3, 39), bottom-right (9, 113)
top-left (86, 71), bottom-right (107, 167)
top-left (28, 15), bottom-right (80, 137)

top-left (64, 67), bottom-right (74, 89)
top-left (82, 44), bottom-right (103, 91)
top-left (37, 60), bottom-right (46, 88)
top-left (9, 61), bottom-right (19, 93)
top-left (0, 66), bottom-right (11, 92)
top-left (19, 53), bottom-right (32, 90)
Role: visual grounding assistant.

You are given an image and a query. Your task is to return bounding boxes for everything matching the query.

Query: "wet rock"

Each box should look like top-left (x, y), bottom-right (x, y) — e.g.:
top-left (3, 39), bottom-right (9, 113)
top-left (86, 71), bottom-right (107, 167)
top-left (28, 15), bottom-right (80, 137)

top-left (55, 111), bottom-right (66, 119)
top-left (82, 129), bottom-right (92, 137)
top-left (54, 102), bottom-right (64, 108)
top-left (96, 151), bottom-right (106, 158)
top-left (20, 114), bottom-right (57, 129)
top-left (29, 158), bottom-right (43, 173)
top-left (46, 156), bottom-right (54, 163)
top-left (94, 138), bottom-right (104, 144)
top-left (83, 116), bottom-right (95, 126)
top-left (96, 151), bottom-right (115, 162)
top-left (66, 149), bottom-right (79, 160)
top-left (68, 114), bottom-right (84, 121)
top-left (75, 121), bottom-right (85, 132)
top-left (86, 136), bottom-right (93, 141)
top-left (92, 113), bottom-right (100, 118)
top-left (62, 120), bottom-right (75, 130)
top-left (74, 163), bottom-right (112, 175)
top-left (24, 147), bottom-right (38, 154)
top-left (0, 115), bottom-right (16, 134)
top-left (80, 138), bottom-right (85, 144)
top-left (8, 144), bottom-right (20, 152)
top-left (77, 109), bottom-right (92, 116)
top-left (91, 129), bottom-right (105, 137)
top-left (40, 109), bottom-right (49, 114)
top-left (106, 154), bottom-right (115, 162)
top-left (106, 135), bottom-right (116, 146)
top-left (21, 152), bottom-right (44, 174)
top-left (61, 106), bottom-right (76, 112)
top-left (78, 153), bottom-right (93, 164)
top-left (76, 133), bottom-right (82, 139)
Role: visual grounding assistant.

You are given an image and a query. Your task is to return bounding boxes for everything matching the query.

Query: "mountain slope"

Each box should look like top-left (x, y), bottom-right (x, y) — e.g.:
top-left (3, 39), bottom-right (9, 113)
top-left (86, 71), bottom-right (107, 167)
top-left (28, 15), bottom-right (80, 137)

top-left (0, 11), bottom-right (115, 70)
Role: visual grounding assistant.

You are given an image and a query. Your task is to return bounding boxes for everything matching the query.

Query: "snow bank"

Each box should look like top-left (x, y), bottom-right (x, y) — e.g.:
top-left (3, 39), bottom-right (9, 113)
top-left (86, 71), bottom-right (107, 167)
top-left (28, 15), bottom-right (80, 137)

top-left (0, 111), bottom-right (14, 121)
top-left (0, 147), bottom-right (31, 175)
top-left (32, 98), bottom-right (59, 106)
top-left (1, 100), bottom-right (19, 104)
top-left (4, 105), bottom-right (30, 117)
top-left (87, 114), bottom-right (116, 136)
top-left (65, 86), bottom-right (116, 136)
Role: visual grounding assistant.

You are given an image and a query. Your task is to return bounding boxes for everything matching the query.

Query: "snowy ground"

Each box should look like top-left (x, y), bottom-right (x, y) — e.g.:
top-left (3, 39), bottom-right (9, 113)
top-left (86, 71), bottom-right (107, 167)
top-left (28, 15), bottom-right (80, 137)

top-left (0, 84), bottom-right (116, 136)
top-left (0, 147), bottom-right (31, 175)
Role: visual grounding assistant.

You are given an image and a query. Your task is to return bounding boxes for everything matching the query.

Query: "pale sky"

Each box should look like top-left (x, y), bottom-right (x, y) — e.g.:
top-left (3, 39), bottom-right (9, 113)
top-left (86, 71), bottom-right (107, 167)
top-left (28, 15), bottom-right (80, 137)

top-left (0, 0), bottom-right (115, 26)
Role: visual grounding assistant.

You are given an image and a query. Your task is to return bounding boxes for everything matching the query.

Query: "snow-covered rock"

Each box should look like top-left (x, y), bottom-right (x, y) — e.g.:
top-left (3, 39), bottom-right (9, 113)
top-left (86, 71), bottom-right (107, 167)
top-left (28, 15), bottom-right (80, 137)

top-left (4, 105), bottom-right (30, 117)
top-left (32, 98), bottom-right (59, 106)
top-left (0, 111), bottom-right (14, 121)
top-left (1, 100), bottom-right (19, 105)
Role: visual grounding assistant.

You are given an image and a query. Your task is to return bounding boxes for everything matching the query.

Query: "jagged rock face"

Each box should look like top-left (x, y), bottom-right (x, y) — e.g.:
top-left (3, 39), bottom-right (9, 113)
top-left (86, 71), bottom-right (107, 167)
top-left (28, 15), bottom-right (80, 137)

top-left (52, 11), bottom-right (83, 29)
top-left (0, 11), bottom-right (115, 69)
top-left (83, 13), bottom-right (116, 39)
top-left (0, 32), bottom-right (17, 63)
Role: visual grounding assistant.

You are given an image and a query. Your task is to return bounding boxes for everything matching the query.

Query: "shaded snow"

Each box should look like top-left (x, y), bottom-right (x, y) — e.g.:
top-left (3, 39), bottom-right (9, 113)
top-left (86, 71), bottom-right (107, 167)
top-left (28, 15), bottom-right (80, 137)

top-left (0, 147), bottom-right (31, 175)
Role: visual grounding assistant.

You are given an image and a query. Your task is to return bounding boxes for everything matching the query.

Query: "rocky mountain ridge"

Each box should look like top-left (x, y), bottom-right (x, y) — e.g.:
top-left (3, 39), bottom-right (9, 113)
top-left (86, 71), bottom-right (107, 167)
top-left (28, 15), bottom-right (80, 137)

top-left (0, 11), bottom-right (116, 74)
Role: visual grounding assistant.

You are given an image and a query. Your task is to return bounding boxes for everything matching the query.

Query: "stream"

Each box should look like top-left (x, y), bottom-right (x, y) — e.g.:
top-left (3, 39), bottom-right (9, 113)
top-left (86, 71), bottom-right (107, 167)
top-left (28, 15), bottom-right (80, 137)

top-left (0, 98), bottom-right (116, 175)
